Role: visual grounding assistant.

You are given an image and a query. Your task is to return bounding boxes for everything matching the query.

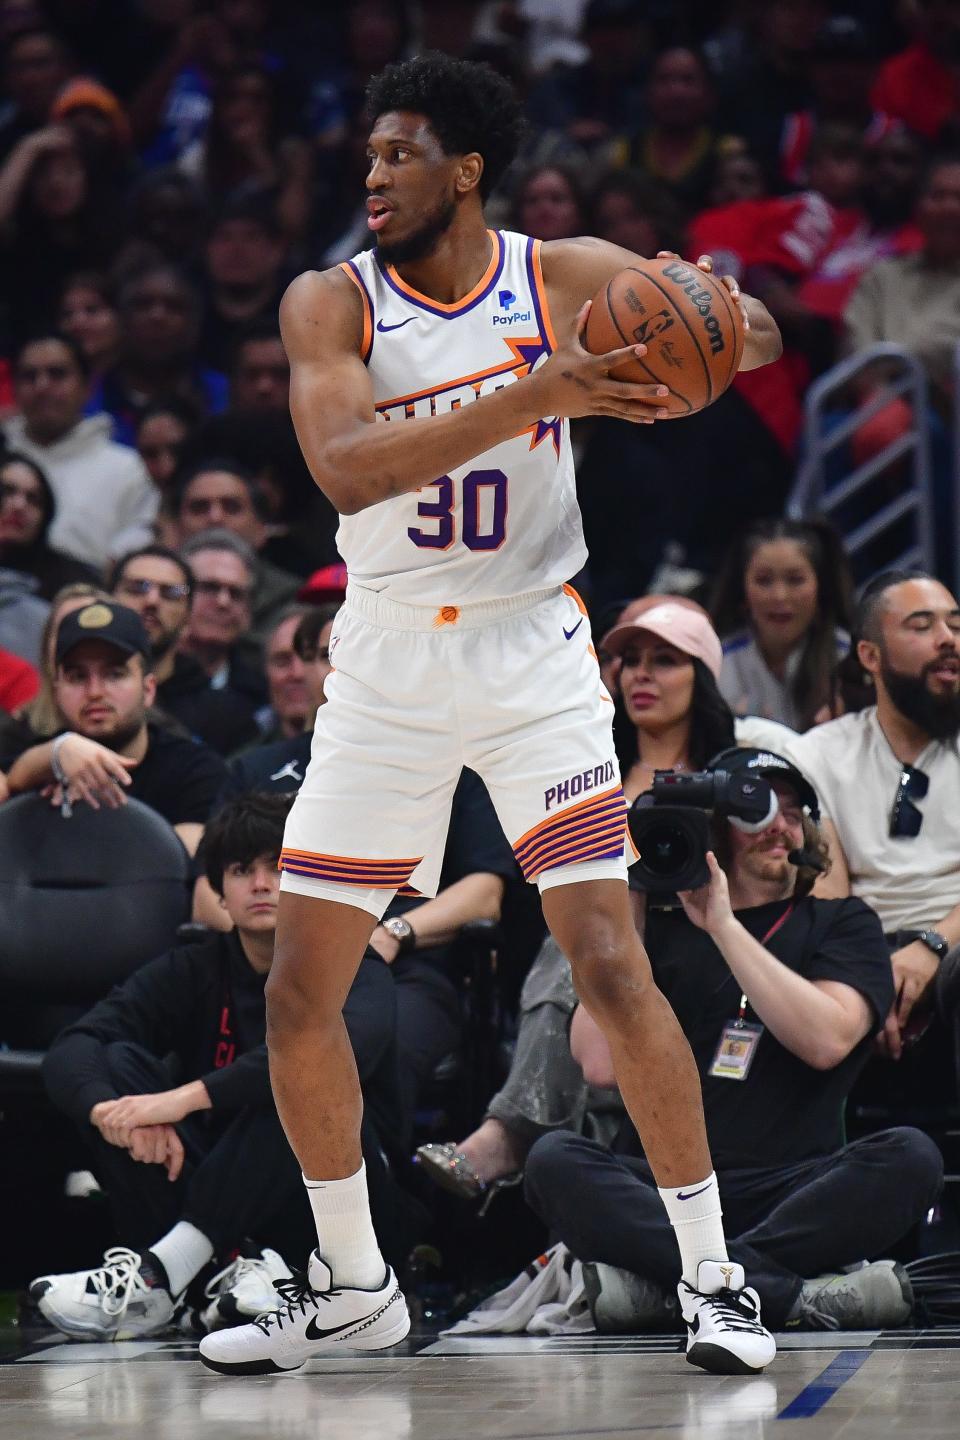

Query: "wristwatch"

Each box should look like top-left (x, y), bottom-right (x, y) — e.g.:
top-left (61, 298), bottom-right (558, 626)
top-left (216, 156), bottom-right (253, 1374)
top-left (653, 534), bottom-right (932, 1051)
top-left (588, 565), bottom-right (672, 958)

top-left (382, 916), bottom-right (416, 953)
top-left (915, 929), bottom-right (950, 961)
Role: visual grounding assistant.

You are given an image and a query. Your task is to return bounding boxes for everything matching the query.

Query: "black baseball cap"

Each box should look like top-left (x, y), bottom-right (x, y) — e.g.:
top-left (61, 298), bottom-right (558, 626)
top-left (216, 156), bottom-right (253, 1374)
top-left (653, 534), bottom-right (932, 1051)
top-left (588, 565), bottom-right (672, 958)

top-left (56, 601), bottom-right (151, 665)
top-left (812, 16), bottom-right (877, 62)
top-left (709, 746), bottom-right (820, 822)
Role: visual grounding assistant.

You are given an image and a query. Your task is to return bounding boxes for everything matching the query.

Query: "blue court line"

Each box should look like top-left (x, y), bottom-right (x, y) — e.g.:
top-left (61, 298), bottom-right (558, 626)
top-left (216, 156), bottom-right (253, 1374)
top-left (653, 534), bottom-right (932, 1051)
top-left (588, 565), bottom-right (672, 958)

top-left (778, 1349), bottom-right (872, 1419)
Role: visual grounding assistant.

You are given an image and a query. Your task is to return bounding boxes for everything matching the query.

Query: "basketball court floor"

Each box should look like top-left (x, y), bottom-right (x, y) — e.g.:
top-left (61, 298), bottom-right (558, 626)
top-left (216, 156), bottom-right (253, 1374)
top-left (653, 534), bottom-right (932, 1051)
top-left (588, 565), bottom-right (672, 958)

top-left (3, 1323), bottom-right (959, 1440)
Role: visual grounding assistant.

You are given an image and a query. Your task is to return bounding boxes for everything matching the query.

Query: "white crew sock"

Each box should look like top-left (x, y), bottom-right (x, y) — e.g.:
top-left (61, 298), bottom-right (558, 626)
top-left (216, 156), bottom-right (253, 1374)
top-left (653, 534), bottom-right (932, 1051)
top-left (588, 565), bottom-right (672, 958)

top-left (149, 1221), bottom-right (214, 1297)
top-left (657, 1172), bottom-right (728, 1286)
top-left (303, 1162), bottom-right (386, 1290)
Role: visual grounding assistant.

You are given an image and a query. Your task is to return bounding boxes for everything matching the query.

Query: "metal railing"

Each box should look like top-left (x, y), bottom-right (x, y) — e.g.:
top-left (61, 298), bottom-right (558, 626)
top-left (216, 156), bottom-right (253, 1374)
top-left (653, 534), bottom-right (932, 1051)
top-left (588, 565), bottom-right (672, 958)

top-left (787, 344), bottom-right (936, 579)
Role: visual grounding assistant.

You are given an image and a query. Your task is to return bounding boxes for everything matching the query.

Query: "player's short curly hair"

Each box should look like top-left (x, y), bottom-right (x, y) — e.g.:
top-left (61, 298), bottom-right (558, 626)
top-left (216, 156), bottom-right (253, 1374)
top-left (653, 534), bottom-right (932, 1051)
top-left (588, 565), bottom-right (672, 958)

top-left (365, 52), bottom-right (526, 200)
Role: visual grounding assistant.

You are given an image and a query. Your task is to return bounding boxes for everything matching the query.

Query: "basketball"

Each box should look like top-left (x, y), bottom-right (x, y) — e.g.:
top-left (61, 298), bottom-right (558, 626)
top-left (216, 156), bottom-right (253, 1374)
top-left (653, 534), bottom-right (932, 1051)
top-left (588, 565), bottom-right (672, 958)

top-left (583, 257), bottom-right (745, 418)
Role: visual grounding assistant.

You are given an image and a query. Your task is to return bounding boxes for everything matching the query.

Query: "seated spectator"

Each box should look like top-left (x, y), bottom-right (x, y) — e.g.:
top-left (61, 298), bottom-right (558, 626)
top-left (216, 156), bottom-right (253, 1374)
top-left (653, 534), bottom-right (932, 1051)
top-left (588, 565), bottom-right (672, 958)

top-left (179, 409), bottom-right (336, 576)
top-left (511, 162), bottom-right (589, 241)
top-left (218, 604), bottom-right (338, 802)
top-left (197, 188), bottom-right (291, 374)
top-left (5, 600), bottom-right (226, 855)
top-left (844, 155), bottom-right (960, 408)
top-left (0, 122), bottom-right (121, 345)
top-left (0, 25), bottom-right (73, 162)
top-left (871, 0), bottom-right (960, 143)
top-left (256, 606), bottom-right (310, 744)
top-left (230, 318), bottom-right (290, 414)
top-left (49, 75), bottom-right (135, 189)
top-left (797, 126), bottom-right (924, 330)
top-left (178, 65), bottom-right (312, 247)
top-left (122, 168), bottom-right (206, 271)
top-left (29, 793), bottom-right (404, 1339)
top-left (110, 544), bottom-right (260, 755)
top-left (0, 564), bottom-right (49, 666)
top-left (623, 46), bottom-right (722, 218)
top-left (58, 270), bottom-right (123, 384)
top-left (8, 581), bottom-right (108, 749)
top-left (134, 397), bottom-right (203, 547)
top-left (525, 749), bottom-right (939, 1333)
top-left (788, 571), bottom-right (960, 1059)
top-left (711, 518), bottom-right (853, 731)
top-left (0, 451), bottom-right (98, 599)
top-left (777, 16), bottom-right (894, 192)
top-left (2, 334), bottom-right (158, 570)
top-left (0, 644), bottom-right (38, 713)
top-left (416, 602), bottom-right (739, 1198)
top-left (91, 262), bottom-right (229, 447)
top-left (174, 462), bottom-right (300, 645)
top-left (591, 169), bottom-right (684, 262)
top-left (177, 530), bottom-right (267, 708)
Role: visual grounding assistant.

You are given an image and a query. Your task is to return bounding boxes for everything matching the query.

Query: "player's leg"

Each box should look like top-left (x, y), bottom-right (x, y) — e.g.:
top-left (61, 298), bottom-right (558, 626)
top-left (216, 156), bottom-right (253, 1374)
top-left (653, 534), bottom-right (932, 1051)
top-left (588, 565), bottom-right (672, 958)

top-left (469, 587), bottom-right (774, 1372)
top-left (200, 599), bottom-right (458, 1374)
top-left (541, 878), bottom-right (713, 1186)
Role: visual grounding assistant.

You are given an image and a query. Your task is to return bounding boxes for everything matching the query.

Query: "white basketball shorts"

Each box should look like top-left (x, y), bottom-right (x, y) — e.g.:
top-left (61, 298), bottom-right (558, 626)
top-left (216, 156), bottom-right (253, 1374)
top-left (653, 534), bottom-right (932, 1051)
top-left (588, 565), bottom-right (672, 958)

top-left (279, 582), bottom-right (637, 917)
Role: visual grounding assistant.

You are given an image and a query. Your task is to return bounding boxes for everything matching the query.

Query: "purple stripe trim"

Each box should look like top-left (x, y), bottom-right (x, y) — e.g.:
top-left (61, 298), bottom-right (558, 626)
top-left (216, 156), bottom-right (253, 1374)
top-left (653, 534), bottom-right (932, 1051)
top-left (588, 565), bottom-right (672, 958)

top-left (516, 811), bottom-right (627, 869)
top-left (526, 839), bottom-right (626, 881)
top-left (343, 260), bottom-right (375, 364)
top-left (281, 862), bottom-right (410, 887)
top-left (524, 235), bottom-right (552, 356)
top-left (519, 822), bottom-right (626, 877)
top-left (514, 792), bottom-right (627, 861)
top-left (375, 231), bottom-right (505, 319)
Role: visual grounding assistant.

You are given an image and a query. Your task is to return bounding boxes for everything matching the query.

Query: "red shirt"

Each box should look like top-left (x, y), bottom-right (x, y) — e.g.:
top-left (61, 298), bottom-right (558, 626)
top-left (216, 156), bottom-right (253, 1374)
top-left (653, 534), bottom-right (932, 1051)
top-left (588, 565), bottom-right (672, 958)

top-left (872, 43), bottom-right (960, 141)
top-left (0, 647), bottom-right (39, 714)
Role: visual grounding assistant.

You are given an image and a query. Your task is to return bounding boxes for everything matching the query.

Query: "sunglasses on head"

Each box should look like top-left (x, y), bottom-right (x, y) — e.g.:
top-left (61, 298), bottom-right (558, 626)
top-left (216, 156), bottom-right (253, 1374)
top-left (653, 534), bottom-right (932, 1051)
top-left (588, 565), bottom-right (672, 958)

top-left (889, 764), bottom-right (929, 838)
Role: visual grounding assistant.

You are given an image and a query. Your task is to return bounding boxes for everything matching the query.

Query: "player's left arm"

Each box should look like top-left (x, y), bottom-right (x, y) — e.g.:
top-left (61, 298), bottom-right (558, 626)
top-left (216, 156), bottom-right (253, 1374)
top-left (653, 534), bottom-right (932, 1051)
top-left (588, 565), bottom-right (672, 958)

top-left (541, 237), bottom-right (782, 374)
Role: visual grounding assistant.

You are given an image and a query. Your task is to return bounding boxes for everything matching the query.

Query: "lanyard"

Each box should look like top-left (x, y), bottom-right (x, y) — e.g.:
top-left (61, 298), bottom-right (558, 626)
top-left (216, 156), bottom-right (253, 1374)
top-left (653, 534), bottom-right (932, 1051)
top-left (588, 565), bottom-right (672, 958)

top-left (735, 902), bottom-right (794, 1027)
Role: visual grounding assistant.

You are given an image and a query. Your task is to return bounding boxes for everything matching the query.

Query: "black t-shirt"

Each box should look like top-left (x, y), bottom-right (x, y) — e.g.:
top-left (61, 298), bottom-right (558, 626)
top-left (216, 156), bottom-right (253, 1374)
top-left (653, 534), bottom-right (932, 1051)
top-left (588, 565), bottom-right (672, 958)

top-left (127, 724), bottom-right (228, 827)
top-left (157, 654), bottom-right (261, 758)
top-left (628, 896), bottom-right (894, 1169)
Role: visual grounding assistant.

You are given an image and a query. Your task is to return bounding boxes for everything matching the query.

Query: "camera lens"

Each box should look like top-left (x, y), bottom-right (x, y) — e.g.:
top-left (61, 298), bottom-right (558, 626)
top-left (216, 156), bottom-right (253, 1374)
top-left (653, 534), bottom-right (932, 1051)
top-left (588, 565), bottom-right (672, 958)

top-left (641, 820), bottom-right (693, 878)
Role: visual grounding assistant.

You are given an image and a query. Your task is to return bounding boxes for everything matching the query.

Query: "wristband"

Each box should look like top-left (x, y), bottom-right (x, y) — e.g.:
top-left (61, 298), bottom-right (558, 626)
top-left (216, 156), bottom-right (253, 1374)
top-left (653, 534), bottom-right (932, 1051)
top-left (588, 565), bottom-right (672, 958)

top-left (51, 732), bottom-right (76, 818)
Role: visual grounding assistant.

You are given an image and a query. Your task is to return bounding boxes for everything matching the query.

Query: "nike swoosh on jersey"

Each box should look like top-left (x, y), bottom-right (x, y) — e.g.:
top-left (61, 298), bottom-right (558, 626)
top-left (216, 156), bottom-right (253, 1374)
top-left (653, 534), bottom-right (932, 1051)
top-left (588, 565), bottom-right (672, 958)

top-left (376, 317), bottom-right (415, 332)
top-left (563, 618), bottom-right (584, 641)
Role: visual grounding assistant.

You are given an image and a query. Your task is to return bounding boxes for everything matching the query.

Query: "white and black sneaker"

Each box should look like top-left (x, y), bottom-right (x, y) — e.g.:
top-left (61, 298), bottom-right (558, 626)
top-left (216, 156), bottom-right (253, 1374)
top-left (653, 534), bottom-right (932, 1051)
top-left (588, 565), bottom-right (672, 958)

top-left (200, 1248), bottom-right (293, 1333)
top-left (198, 1251), bottom-right (410, 1374)
top-left (29, 1246), bottom-right (175, 1340)
top-left (679, 1260), bottom-right (776, 1375)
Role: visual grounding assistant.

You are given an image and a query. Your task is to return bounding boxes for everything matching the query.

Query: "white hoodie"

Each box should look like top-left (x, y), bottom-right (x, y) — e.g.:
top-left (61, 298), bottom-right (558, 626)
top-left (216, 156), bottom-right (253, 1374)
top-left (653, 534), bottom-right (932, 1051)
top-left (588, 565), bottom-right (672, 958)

top-left (3, 413), bottom-right (159, 571)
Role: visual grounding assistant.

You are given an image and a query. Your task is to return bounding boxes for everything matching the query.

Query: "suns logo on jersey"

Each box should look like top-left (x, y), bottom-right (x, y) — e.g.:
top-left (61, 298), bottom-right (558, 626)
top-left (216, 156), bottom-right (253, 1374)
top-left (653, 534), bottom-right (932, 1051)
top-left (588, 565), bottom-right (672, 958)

top-left (375, 334), bottom-right (562, 454)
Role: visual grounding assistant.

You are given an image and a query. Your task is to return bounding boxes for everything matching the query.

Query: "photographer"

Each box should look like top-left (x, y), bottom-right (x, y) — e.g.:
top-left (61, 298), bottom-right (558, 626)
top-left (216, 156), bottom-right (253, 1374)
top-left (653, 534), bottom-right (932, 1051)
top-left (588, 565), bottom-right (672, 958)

top-left (525, 749), bottom-right (941, 1332)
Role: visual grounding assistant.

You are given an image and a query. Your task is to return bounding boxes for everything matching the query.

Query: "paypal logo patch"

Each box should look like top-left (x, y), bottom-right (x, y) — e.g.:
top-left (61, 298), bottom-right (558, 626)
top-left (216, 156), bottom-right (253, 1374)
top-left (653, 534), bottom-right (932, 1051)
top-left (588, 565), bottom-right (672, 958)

top-left (498, 289), bottom-right (516, 310)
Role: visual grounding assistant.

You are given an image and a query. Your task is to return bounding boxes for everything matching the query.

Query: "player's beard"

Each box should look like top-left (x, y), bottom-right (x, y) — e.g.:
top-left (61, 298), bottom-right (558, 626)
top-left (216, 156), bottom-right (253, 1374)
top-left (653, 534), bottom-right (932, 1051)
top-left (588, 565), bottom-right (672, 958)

top-left (880, 653), bottom-right (960, 740)
top-left (375, 194), bottom-right (457, 265)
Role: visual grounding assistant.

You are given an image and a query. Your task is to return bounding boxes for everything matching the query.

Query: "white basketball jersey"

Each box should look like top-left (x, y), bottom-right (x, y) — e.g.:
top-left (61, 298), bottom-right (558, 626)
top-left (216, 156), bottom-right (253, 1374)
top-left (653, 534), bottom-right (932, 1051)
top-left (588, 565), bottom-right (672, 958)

top-left (336, 230), bottom-right (586, 605)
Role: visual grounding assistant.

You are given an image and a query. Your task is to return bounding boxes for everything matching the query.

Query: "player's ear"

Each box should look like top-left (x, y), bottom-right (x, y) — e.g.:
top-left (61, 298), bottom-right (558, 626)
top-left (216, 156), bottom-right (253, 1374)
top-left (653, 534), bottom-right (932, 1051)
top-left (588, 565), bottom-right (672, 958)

top-left (457, 152), bottom-right (483, 194)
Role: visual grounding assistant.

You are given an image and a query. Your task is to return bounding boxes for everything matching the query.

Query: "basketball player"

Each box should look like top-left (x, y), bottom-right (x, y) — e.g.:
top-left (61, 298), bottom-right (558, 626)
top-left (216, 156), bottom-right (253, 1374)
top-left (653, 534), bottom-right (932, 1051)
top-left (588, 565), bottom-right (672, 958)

top-left (200, 54), bottom-right (783, 1378)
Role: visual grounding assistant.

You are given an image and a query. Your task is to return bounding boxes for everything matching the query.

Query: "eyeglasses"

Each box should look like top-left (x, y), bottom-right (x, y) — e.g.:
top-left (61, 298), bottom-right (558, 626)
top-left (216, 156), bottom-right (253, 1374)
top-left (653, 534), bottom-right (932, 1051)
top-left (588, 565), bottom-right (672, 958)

top-left (117, 577), bottom-right (190, 603)
top-left (194, 579), bottom-right (251, 603)
top-left (889, 764), bottom-right (929, 838)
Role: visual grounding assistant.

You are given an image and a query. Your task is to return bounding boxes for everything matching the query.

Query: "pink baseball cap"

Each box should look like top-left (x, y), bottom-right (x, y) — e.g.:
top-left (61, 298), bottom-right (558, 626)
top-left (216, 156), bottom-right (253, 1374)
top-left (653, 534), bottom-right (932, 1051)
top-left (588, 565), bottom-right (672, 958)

top-left (601, 601), bottom-right (723, 680)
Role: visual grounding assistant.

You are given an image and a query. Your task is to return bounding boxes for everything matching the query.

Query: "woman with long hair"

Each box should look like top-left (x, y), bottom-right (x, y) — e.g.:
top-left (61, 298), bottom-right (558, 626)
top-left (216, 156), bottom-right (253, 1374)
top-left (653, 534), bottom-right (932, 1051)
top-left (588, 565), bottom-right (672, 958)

top-left (0, 454), bottom-right (98, 601)
top-left (58, 270), bottom-right (123, 381)
top-left (511, 161), bottom-right (590, 241)
top-left (710, 518), bottom-right (854, 732)
top-left (415, 602), bottom-right (739, 1201)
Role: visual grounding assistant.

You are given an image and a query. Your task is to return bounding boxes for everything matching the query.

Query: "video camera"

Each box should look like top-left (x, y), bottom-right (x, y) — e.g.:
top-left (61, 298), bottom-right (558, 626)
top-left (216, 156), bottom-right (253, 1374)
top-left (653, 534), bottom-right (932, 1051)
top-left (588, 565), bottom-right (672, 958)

top-left (627, 769), bottom-right (779, 897)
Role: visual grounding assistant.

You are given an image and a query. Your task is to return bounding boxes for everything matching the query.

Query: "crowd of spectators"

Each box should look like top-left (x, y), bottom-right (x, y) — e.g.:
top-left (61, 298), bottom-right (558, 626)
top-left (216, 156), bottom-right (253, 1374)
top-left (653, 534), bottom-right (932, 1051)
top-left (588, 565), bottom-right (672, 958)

top-left (1, 0), bottom-right (960, 1345)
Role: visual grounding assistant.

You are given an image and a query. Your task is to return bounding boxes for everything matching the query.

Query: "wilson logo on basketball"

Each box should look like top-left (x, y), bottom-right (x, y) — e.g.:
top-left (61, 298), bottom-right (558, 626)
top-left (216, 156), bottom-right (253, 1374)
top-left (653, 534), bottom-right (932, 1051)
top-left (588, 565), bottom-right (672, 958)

top-left (662, 261), bottom-right (726, 356)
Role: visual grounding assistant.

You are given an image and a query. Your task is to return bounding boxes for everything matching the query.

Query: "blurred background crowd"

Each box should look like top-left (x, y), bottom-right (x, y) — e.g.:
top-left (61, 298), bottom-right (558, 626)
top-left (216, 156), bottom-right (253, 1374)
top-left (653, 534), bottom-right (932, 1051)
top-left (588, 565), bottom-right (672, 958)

top-left (1, 0), bottom-right (960, 1343)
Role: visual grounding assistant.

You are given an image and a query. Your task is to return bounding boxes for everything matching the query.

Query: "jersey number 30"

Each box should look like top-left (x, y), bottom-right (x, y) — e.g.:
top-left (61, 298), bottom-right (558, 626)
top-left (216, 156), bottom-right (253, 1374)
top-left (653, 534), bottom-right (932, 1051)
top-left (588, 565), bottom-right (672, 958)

top-left (408, 469), bottom-right (507, 552)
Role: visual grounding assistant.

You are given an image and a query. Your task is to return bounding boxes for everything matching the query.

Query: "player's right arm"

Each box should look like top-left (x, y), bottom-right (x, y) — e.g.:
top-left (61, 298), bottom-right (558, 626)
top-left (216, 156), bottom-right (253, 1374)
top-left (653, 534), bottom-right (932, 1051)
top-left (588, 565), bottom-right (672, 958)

top-left (281, 268), bottom-right (670, 516)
